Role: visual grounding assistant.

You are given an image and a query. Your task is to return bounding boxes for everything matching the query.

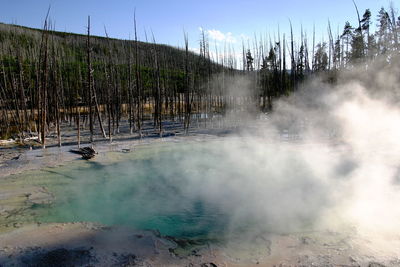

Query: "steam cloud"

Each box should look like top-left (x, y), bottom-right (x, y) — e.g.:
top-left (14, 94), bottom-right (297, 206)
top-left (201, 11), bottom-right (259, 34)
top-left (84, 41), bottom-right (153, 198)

top-left (51, 56), bottom-right (400, 245)
top-left (230, 56), bottom-right (400, 237)
top-left (173, 56), bottom-right (400, 238)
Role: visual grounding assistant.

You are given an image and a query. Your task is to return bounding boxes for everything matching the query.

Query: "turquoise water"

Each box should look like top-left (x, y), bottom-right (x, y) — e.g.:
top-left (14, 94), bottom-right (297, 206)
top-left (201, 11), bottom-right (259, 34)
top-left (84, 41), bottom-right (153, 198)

top-left (38, 143), bottom-right (234, 238)
top-left (30, 140), bottom-right (326, 240)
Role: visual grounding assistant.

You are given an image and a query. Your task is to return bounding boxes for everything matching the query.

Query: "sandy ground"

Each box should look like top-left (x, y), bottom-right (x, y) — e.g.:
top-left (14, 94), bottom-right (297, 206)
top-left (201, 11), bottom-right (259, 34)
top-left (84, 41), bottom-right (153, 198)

top-left (0, 118), bottom-right (236, 177)
top-left (1, 222), bottom-right (399, 266)
top-left (1, 121), bottom-right (399, 266)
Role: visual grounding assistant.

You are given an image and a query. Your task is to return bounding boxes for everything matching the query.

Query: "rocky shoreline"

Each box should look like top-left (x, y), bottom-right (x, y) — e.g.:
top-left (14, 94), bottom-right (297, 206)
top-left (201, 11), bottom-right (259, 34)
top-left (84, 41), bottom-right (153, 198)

top-left (0, 125), bottom-right (233, 178)
top-left (1, 130), bottom-right (399, 266)
top-left (1, 222), bottom-right (399, 266)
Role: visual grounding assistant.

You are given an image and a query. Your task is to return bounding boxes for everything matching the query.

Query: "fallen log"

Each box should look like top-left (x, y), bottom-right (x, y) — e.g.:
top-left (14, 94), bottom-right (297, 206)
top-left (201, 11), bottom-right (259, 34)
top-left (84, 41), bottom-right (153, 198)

top-left (69, 146), bottom-right (96, 160)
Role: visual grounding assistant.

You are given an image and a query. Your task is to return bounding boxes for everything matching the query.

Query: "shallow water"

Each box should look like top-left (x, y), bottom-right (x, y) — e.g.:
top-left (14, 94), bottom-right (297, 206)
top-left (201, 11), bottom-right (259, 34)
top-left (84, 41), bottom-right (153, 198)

top-left (30, 142), bottom-right (234, 239)
top-left (3, 139), bottom-right (326, 240)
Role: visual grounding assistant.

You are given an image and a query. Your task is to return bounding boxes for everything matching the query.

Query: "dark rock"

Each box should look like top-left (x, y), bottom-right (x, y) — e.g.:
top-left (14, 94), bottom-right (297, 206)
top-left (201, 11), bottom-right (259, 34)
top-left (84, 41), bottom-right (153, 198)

top-left (201, 263), bottom-right (217, 267)
top-left (191, 250), bottom-right (201, 257)
top-left (24, 248), bottom-right (92, 267)
top-left (81, 153), bottom-right (95, 160)
top-left (118, 253), bottom-right (137, 266)
top-left (11, 154), bottom-right (21, 160)
top-left (349, 256), bottom-right (357, 263)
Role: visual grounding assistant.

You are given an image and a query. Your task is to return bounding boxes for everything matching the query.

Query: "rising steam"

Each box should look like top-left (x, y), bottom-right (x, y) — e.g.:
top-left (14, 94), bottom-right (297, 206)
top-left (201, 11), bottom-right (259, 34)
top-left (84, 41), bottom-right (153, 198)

top-left (231, 56), bottom-right (400, 237)
top-left (48, 56), bottom-right (400, 246)
top-left (175, 56), bottom-right (400, 238)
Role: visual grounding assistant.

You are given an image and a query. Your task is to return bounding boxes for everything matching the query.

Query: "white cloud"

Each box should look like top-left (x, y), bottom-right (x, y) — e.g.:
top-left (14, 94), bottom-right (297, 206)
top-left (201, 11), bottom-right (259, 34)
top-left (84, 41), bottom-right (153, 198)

top-left (225, 32), bottom-right (236, 43)
top-left (239, 33), bottom-right (250, 41)
top-left (202, 29), bottom-right (237, 44)
top-left (194, 28), bottom-right (251, 68)
top-left (208, 29), bottom-right (228, 42)
top-left (189, 47), bottom-right (200, 54)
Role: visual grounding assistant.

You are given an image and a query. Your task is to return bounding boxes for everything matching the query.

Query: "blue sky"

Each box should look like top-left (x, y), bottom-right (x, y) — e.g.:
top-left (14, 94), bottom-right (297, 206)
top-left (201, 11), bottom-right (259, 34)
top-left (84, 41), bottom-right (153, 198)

top-left (0, 0), bottom-right (394, 54)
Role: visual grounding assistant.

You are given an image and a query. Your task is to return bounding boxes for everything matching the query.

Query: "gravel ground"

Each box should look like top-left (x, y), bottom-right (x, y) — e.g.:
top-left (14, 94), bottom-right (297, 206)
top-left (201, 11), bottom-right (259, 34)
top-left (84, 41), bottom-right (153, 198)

top-left (0, 119), bottom-right (398, 266)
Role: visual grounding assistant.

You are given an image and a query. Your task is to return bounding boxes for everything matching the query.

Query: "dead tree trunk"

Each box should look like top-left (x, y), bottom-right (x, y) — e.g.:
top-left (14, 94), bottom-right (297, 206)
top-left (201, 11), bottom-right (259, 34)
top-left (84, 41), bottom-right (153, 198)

top-left (87, 16), bottom-right (94, 143)
top-left (39, 14), bottom-right (50, 149)
top-left (87, 16), bottom-right (106, 143)
top-left (134, 11), bottom-right (143, 138)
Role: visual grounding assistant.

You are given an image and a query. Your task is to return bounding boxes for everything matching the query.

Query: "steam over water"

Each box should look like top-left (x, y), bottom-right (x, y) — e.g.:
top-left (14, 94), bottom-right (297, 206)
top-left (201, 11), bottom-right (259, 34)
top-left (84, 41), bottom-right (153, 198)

top-left (31, 57), bottom-right (400, 245)
top-left (39, 141), bottom-right (329, 239)
top-left (41, 143), bottom-right (236, 238)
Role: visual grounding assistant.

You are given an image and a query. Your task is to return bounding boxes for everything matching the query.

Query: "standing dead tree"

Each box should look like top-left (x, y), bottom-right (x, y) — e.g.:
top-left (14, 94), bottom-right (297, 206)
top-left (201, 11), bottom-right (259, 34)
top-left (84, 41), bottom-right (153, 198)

top-left (38, 10), bottom-right (50, 148)
top-left (2, 5), bottom-right (400, 143)
top-left (86, 16), bottom-right (106, 144)
top-left (183, 32), bottom-right (192, 134)
top-left (151, 33), bottom-right (163, 137)
top-left (133, 11), bottom-right (143, 138)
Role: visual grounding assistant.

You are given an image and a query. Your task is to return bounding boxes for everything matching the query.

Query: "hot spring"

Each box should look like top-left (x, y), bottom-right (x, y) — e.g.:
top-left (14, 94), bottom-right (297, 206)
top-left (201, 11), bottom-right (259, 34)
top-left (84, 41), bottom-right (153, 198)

top-left (3, 138), bottom-right (336, 243)
top-left (39, 142), bottom-right (237, 239)
top-left (5, 113), bottom-right (400, 249)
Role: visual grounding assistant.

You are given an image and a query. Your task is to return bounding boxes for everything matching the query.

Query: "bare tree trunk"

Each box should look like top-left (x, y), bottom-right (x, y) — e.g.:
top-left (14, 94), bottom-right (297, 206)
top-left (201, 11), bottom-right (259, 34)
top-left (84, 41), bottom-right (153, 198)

top-left (87, 16), bottom-right (94, 143)
top-left (127, 40), bottom-right (135, 134)
top-left (290, 20), bottom-right (296, 91)
top-left (16, 51), bottom-right (29, 135)
top-left (87, 17), bottom-right (106, 142)
top-left (39, 12), bottom-right (50, 149)
top-left (77, 106), bottom-right (80, 148)
top-left (151, 33), bottom-right (163, 137)
top-left (184, 32), bottom-right (191, 134)
top-left (134, 11), bottom-right (142, 138)
top-left (55, 59), bottom-right (61, 147)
